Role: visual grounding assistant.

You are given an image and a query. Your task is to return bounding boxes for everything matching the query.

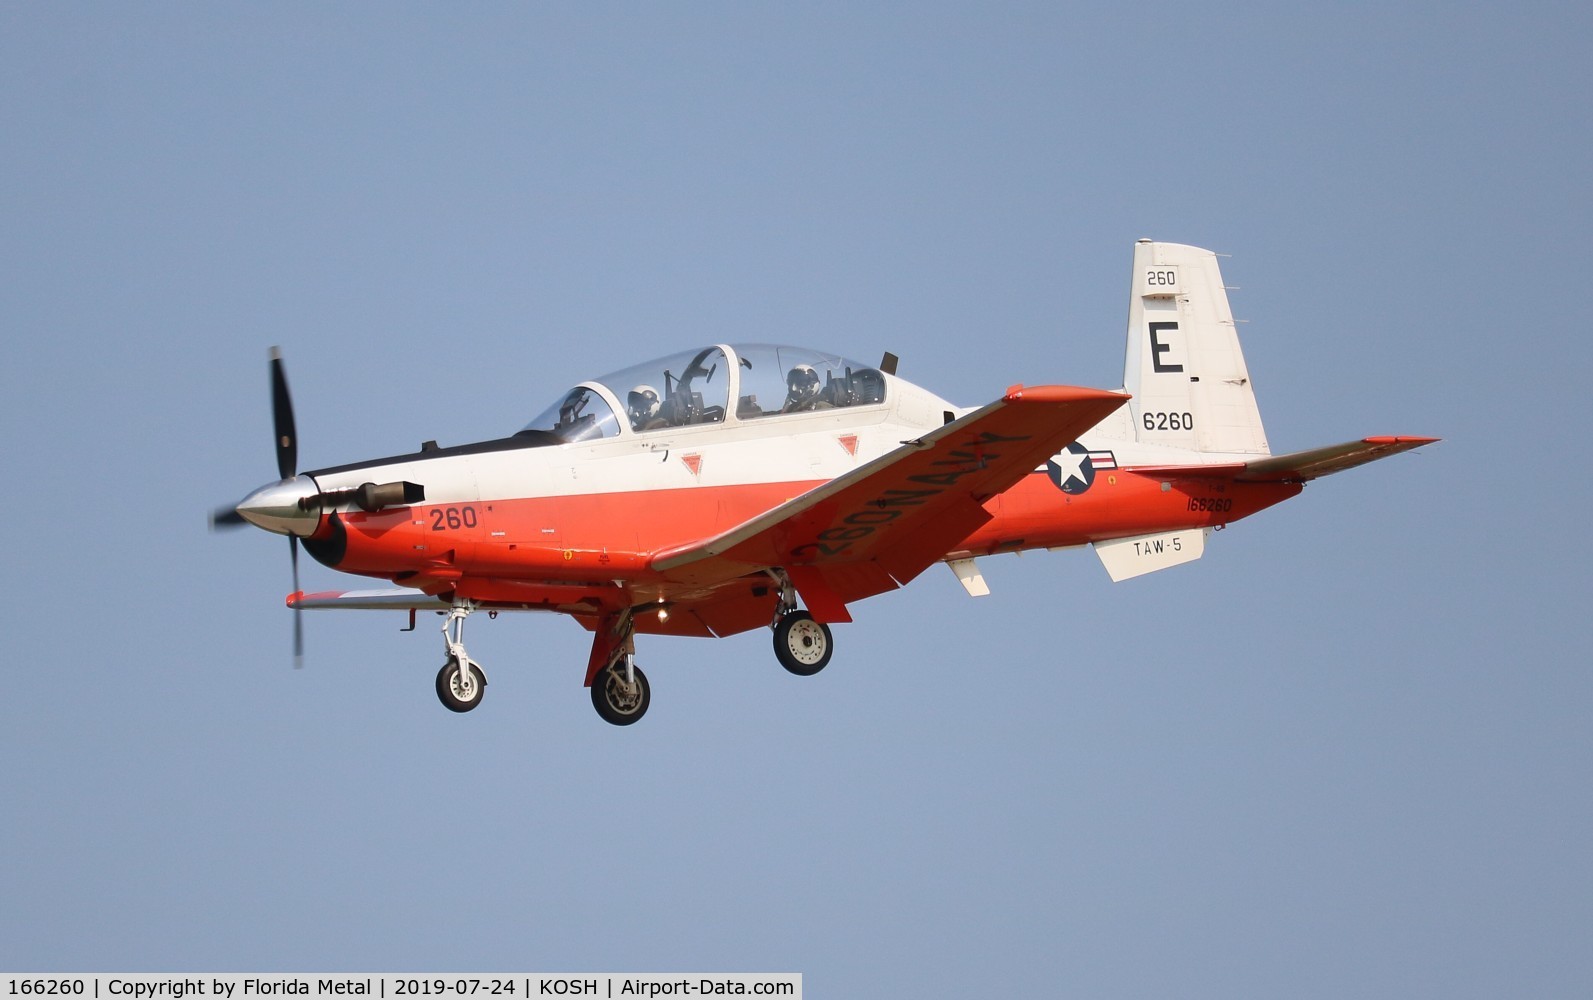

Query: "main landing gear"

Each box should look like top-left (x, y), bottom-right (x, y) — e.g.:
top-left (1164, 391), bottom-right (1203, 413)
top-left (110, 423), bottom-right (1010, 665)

top-left (773, 610), bottom-right (833, 676)
top-left (587, 609), bottom-right (653, 726)
top-left (435, 601), bottom-right (487, 713)
top-left (591, 659), bottom-right (651, 726)
top-left (770, 574), bottom-right (833, 676)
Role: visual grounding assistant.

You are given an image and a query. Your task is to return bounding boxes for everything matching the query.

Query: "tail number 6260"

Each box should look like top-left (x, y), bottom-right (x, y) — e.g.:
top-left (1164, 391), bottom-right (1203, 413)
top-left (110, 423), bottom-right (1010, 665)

top-left (1143, 411), bottom-right (1194, 431)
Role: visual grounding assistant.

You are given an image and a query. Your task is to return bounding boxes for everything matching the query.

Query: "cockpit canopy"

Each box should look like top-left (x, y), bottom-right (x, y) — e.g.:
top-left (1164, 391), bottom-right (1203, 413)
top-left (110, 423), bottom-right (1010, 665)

top-left (522, 344), bottom-right (889, 442)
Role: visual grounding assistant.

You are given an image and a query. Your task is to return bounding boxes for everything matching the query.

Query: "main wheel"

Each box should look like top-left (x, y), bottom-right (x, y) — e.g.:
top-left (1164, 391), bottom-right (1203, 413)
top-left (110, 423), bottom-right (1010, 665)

top-left (774, 611), bottom-right (832, 676)
top-left (591, 661), bottom-right (650, 726)
top-left (436, 657), bottom-right (486, 713)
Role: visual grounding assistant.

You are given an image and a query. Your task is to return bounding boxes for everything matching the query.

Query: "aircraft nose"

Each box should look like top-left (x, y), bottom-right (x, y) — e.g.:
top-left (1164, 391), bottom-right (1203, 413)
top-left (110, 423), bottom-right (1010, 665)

top-left (235, 475), bottom-right (322, 537)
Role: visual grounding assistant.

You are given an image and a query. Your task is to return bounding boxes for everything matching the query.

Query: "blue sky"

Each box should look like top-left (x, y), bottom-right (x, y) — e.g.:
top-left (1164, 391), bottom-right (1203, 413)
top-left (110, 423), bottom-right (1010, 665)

top-left (3, 3), bottom-right (1590, 996)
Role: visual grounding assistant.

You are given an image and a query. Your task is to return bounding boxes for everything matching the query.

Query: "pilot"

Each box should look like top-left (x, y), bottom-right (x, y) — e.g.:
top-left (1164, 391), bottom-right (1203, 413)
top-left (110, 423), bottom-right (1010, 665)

top-left (781, 364), bottom-right (830, 413)
top-left (627, 384), bottom-right (663, 431)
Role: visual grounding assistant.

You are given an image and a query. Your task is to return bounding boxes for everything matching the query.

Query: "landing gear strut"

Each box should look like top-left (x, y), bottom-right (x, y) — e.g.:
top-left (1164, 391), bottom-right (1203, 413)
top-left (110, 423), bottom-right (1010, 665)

top-left (435, 600), bottom-right (487, 712)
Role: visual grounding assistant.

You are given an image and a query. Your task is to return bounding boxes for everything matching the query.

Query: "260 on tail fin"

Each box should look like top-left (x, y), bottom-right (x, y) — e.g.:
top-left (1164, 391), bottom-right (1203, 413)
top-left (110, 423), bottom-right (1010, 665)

top-left (1091, 240), bottom-right (1439, 582)
top-left (1123, 240), bottom-right (1269, 455)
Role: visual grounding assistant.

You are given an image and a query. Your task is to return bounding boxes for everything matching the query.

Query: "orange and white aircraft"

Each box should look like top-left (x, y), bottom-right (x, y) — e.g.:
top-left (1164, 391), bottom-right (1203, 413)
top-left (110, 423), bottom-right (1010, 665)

top-left (215, 241), bottom-right (1436, 724)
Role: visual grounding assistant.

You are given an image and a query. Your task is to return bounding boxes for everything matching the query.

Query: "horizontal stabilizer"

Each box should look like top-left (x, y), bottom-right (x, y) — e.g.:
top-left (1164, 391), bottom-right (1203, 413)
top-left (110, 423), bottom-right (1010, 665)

top-left (1236, 436), bottom-right (1439, 482)
top-left (1094, 528), bottom-right (1209, 582)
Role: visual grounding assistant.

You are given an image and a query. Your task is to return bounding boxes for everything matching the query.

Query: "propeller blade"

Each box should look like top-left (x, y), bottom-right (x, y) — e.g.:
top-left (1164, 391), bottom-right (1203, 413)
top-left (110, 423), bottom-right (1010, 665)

top-left (290, 535), bottom-right (304, 667)
top-left (216, 349), bottom-right (311, 666)
top-left (270, 347), bottom-right (298, 481)
top-left (210, 505), bottom-right (247, 530)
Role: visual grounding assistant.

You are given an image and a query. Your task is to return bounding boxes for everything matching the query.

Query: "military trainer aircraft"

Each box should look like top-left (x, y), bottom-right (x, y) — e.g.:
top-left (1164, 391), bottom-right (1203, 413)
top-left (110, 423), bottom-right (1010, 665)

top-left (213, 241), bottom-right (1436, 724)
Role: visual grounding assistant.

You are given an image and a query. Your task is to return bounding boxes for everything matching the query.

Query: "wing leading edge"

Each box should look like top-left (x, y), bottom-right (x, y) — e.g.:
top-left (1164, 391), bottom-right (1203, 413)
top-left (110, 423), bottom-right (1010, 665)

top-left (650, 384), bottom-right (1129, 619)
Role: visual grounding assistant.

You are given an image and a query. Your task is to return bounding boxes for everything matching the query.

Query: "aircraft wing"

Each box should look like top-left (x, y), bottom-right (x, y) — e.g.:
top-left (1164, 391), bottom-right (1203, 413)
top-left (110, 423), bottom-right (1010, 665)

top-left (650, 385), bottom-right (1128, 620)
top-left (290, 589), bottom-right (449, 611)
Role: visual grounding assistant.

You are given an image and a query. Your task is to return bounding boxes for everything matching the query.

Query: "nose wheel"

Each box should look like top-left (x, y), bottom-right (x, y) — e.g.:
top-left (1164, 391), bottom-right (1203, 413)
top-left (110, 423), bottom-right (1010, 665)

top-left (773, 610), bottom-right (832, 676)
top-left (436, 657), bottom-right (486, 712)
top-left (434, 600), bottom-right (488, 712)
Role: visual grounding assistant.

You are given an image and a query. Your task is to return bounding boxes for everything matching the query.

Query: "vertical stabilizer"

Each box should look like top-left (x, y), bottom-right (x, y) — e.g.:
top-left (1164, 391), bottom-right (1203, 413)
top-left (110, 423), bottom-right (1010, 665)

top-left (1123, 241), bottom-right (1268, 454)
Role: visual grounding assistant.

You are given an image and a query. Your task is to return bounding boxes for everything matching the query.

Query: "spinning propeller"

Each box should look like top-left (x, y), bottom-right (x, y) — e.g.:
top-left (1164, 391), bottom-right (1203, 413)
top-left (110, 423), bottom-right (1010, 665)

top-left (213, 349), bottom-right (426, 665)
top-left (271, 348), bottom-right (304, 663)
top-left (208, 348), bottom-right (305, 662)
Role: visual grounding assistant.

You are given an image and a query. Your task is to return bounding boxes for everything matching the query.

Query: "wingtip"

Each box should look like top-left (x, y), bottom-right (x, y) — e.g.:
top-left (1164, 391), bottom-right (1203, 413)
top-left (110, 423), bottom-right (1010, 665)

top-left (1003, 384), bottom-right (1131, 405)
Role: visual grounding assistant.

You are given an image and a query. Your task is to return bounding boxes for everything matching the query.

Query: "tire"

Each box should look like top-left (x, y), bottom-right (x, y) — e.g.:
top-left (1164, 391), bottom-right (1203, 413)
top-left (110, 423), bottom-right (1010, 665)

top-left (436, 658), bottom-right (486, 712)
top-left (591, 662), bottom-right (651, 726)
top-left (774, 611), bottom-right (832, 676)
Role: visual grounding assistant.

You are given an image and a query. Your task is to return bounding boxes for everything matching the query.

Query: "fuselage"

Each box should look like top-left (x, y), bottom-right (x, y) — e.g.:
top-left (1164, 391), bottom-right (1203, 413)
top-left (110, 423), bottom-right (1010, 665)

top-left (254, 343), bottom-right (1297, 609)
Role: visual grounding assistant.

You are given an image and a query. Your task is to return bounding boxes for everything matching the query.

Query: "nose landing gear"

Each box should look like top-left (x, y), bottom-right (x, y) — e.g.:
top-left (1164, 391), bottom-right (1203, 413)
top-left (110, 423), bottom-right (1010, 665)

top-left (435, 601), bottom-right (487, 713)
top-left (437, 657), bottom-right (486, 712)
